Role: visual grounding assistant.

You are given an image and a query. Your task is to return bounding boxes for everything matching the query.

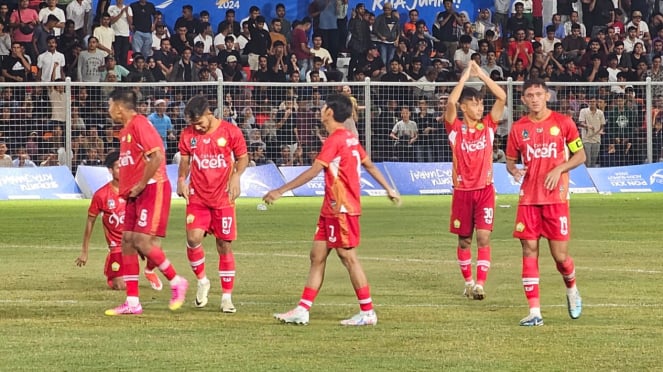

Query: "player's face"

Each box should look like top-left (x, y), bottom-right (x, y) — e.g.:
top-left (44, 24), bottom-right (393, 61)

top-left (460, 98), bottom-right (484, 122)
top-left (521, 85), bottom-right (550, 114)
top-left (110, 161), bottom-right (120, 181)
top-left (107, 99), bottom-right (124, 124)
top-left (190, 112), bottom-right (214, 133)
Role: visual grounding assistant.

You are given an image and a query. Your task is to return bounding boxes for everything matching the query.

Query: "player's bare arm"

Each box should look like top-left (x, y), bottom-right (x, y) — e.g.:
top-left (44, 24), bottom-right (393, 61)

top-left (76, 215), bottom-right (98, 266)
top-left (362, 157), bottom-right (401, 206)
top-left (506, 157), bottom-right (527, 183)
top-left (130, 148), bottom-right (164, 198)
top-left (263, 161), bottom-right (325, 204)
top-left (544, 143), bottom-right (587, 190)
top-left (471, 62), bottom-right (507, 121)
top-left (444, 63), bottom-right (472, 123)
top-left (176, 153), bottom-right (191, 204)
top-left (228, 154), bottom-right (249, 201)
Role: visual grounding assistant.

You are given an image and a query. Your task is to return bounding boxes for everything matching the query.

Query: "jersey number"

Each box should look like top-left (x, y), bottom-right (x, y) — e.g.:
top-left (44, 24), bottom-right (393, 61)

top-left (559, 216), bottom-right (568, 236)
top-left (222, 217), bottom-right (233, 235)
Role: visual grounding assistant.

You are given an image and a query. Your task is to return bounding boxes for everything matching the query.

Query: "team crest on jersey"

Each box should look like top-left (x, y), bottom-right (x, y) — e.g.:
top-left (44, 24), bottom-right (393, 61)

top-left (476, 123), bottom-right (484, 130)
top-left (217, 137), bottom-right (227, 147)
top-left (111, 261), bottom-right (121, 272)
top-left (453, 219), bottom-right (461, 229)
top-left (127, 134), bottom-right (132, 143)
top-left (522, 130), bottom-right (529, 140)
top-left (190, 137), bottom-right (197, 149)
top-left (186, 214), bottom-right (195, 224)
top-left (107, 199), bottom-right (116, 209)
top-left (516, 222), bottom-right (525, 232)
top-left (550, 126), bottom-right (560, 136)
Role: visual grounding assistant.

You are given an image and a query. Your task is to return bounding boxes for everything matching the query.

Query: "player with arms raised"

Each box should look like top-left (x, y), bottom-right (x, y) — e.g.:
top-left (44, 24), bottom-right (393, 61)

top-left (76, 150), bottom-right (163, 291)
top-left (444, 60), bottom-right (506, 300)
top-left (105, 89), bottom-right (188, 316)
top-left (264, 94), bottom-right (401, 326)
top-left (177, 95), bottom-right (249, 313)
top-left (506, 78), bottom-right (586, 326)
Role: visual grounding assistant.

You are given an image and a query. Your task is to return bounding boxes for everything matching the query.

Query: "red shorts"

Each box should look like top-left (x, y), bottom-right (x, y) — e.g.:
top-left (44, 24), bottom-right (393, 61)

top-left (449, 186), bottom-right (495, 237)
top-left (314, 214), bottom-right (360, 248)
top-left (513, 203), bottom-right (571, 241)
top-left (124, 182), bottom-right (171, 237)
top-left (186, 203), bottom-right (237, 241)
top-left (104, 250), bottom-right (122, 281)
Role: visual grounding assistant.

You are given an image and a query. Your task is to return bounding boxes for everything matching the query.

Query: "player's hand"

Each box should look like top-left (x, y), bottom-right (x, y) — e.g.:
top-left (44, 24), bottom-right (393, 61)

top-left (75, 252), bottom-right (88, 266)
top-left (177, 179), bottom-right (190, 204)
top-left (263, 189), bottom-right (282, 204)
top-left (129, 182), bottom-right (146, 198)
top-left (227, 174), bottom-right (241, 202)
top-left (544, 168), bottom-right (562, 190)
top-left (387, 189), bottom-right (401, 207)
top-left (512, 167), bottom-right (527, 183)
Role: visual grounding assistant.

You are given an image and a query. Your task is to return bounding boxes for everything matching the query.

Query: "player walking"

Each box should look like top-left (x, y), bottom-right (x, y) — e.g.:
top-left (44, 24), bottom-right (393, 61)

top-left (76, 150), bottom-right (163, 291)
top-left (264, 94), bottom-right (401, 326)
top-left (444, 61), bottom-right (506, 300)
top-left (506, 78), bottom-right (586, 326)
top-left (177, 95), bottom-right (249, 313)
top-left (105, 89), bottom-right (188, 316)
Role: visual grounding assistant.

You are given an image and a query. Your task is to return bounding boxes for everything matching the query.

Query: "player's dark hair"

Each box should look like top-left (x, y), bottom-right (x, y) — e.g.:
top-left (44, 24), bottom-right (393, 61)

top-left (104, 150), bottom-right (119, 169)
top-left (184, 94), bottom-right (210, 121)
top-left (324, 94), bottom-right (353, 122)
top-left (109, 89), bottom-right (137, 110)
top-left (459, 87), bottom-right (482, 103)
top-left (522, 78), bottom-right (547, 93)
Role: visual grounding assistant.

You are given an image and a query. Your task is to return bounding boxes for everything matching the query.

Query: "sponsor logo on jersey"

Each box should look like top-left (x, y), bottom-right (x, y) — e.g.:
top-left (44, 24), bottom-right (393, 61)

top-left (453, 219), bottom-right (461, 229)
top-left (516, 222), bottom-right (525, 232)
top-left (522, 129), bottom-right (529, 140)
top-left (108, 212), bottom-right (124, 227)
top-left (550, 126), bottom-right (560, 136)
top-left (186, 214), bottom-right (195, 224)
top-left (108, 199), bottom-right (116, 209)
top-left (118, 151), bottom-right (136, 166)
top-left (203, 138), bottom-right (211, 144)
top-left (461, 124), bottom-right (467, 133)
top-left (525, 143), bottom-right (558, 161)
top-left (190, 137), bottom-right (197, 149)
top-left (461, 137), bottom-right (488, 152)
top-left (536, 127), bottom-right (543, 133)
top-left (217, 137), bottom-right (227, 147)
top-left (192, 153), bottom-right (228, 169)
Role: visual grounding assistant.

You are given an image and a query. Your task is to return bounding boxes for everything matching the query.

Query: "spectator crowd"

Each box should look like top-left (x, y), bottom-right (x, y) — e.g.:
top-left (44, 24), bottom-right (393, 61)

top-left (0, 0), bottom-right (662, 171)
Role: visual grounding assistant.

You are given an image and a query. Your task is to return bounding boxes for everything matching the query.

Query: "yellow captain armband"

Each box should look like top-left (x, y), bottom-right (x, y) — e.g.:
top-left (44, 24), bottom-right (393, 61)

top-left (568, 138), bottom-right (584, 153)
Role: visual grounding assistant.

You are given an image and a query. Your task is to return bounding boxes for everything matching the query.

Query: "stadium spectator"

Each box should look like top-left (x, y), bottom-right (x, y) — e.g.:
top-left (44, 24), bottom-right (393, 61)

top-left (0, 141), bottom-right (11, 167)
top-left (274, 3), bottom-right (292, 44)
top-left (434, 0), bottom-right (461, 58)
top-left (373, 2), bottom-right (399, 65)
top-left (13, 147), bottom-right (36, 167)
top-left (174, 4), bottom-right (199, 37)
top-left (32, 15), bottom-right (60, 56)
top-left (39, 0), bottom-right (66, 37)
top-left (130, 0), bottom-right (156, 58)
top-left (36, 35), bottom-right (65, 82)
top-left (93, 12), bottom-right (115, 57)
top-left (66, 0), bottom-right (91, 40)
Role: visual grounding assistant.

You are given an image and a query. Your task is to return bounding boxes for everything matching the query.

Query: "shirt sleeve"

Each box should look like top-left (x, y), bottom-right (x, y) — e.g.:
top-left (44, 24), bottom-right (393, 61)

top-left (564, 116), bottom-right (584, 153)
top-left (231, 125), bottom-right (248, 158)
top-left (316, 132), bottom-right (339, 167)
top-left (88, 190), bottom-right (102, 217)
top-left (505, 125), bottom-right (520, 160)
top-left (178, 128), bottom-right (191, 155)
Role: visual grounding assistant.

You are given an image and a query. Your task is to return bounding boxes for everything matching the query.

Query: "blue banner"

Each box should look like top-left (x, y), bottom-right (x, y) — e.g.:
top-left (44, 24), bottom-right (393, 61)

top-left (279, 164), bottom-right (393, 197)
top-left (75, 165), bottom-right (111, 198)
top-left (0, 166), bottom-right (82, 200)
top-left (493, 164), bottom-right (597, 195)
top-left (241, 163), bottom-right (289, 197)
top-left (587, 164), bottom-right (663, 193)
top-left (382, 162), bottom-right (453, 195)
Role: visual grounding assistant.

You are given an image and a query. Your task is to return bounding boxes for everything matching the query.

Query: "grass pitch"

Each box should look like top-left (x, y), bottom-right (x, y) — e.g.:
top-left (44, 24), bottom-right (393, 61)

top-left (0, 194), bottom-right (662, 371)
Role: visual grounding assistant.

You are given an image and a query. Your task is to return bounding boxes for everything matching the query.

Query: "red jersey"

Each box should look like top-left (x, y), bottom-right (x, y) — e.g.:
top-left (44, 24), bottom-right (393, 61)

top-left (508, 41), bottom-right (533, 69)
top-left (316, 127), bottom-right (366, 217)
top-left (506, 110), bottom-right (583, 205)
top-left (88, 182), bottom-right (125, 249)
top-left (118, 114), bottom-right (168, 198)
top-left (178, 121), bottom-right (248, 208)
top-left (445, 114), bottom-right (496, 191)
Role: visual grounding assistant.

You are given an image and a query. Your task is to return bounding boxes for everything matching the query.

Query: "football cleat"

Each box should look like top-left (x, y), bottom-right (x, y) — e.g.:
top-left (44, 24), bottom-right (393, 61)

top-left (567, 291), bottom-right (583, 319)
top-left (340, 311), bottom-right (378, 326)
top-left (168, 277), bottom-right (189, 311)
top-left (221, 297), bottom-right (236, 313)
top-left (463, 282), bottom-right (474, 299)
top-left (144, 270), bottom-right (163, 291)
top-left (472, 284), bottom-right (486, 300)
top-left (274, 307), bottom-right (309, 325)
top-left (104, 301), bottom-right (143, 316)
top-left (519, 313), bottom-right (544, 327)
top-left (194, 278), bottom-right (210, 308)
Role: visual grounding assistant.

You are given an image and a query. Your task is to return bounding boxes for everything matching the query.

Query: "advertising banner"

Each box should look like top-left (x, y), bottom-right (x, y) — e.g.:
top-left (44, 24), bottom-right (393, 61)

top-left (587, 164), bottom-right (663, 193)
top-left (493, 164), bottom-right (597, 195)
top-left (0, 166), bottom-right (82, 200)
top-left (382, 162), bottom-right (453, 195)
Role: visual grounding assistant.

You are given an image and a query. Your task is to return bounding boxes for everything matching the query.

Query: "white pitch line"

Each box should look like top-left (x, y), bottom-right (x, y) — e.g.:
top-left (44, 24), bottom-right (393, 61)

top-left (2, 245), bottom-right (661, 274)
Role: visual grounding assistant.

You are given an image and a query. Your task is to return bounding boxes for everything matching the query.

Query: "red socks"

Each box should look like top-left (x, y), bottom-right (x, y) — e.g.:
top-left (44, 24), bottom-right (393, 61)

top-left (457, 246), bottom-right (473, 283)
top-left (355, 286), bottom-right (373, 311)
top-left (298, 287), bottom-right (318, 310)
top-left (122, 253), bottom-right (140, 297)
top-left (556, 256), bottom-right (576, 288)
top-left (187, 243), bottom-right (206, 279)
top-left (146, 247), bottom-right (176, 281)
top-left (476, 246), bottom-right (491, 286)
top-left (522, 256), bottom-right (541, 309)
top-left (219, 253), bottom-right (235, 294)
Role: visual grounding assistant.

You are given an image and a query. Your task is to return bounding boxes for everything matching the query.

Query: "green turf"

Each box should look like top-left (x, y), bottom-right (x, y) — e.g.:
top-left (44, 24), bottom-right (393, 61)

top-left (1, 194), bottom-right (662, 371)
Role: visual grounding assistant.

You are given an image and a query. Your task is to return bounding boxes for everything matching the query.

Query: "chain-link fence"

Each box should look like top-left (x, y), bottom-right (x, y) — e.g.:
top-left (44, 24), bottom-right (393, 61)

top-left (0, 79), bottom-right (661, 172)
